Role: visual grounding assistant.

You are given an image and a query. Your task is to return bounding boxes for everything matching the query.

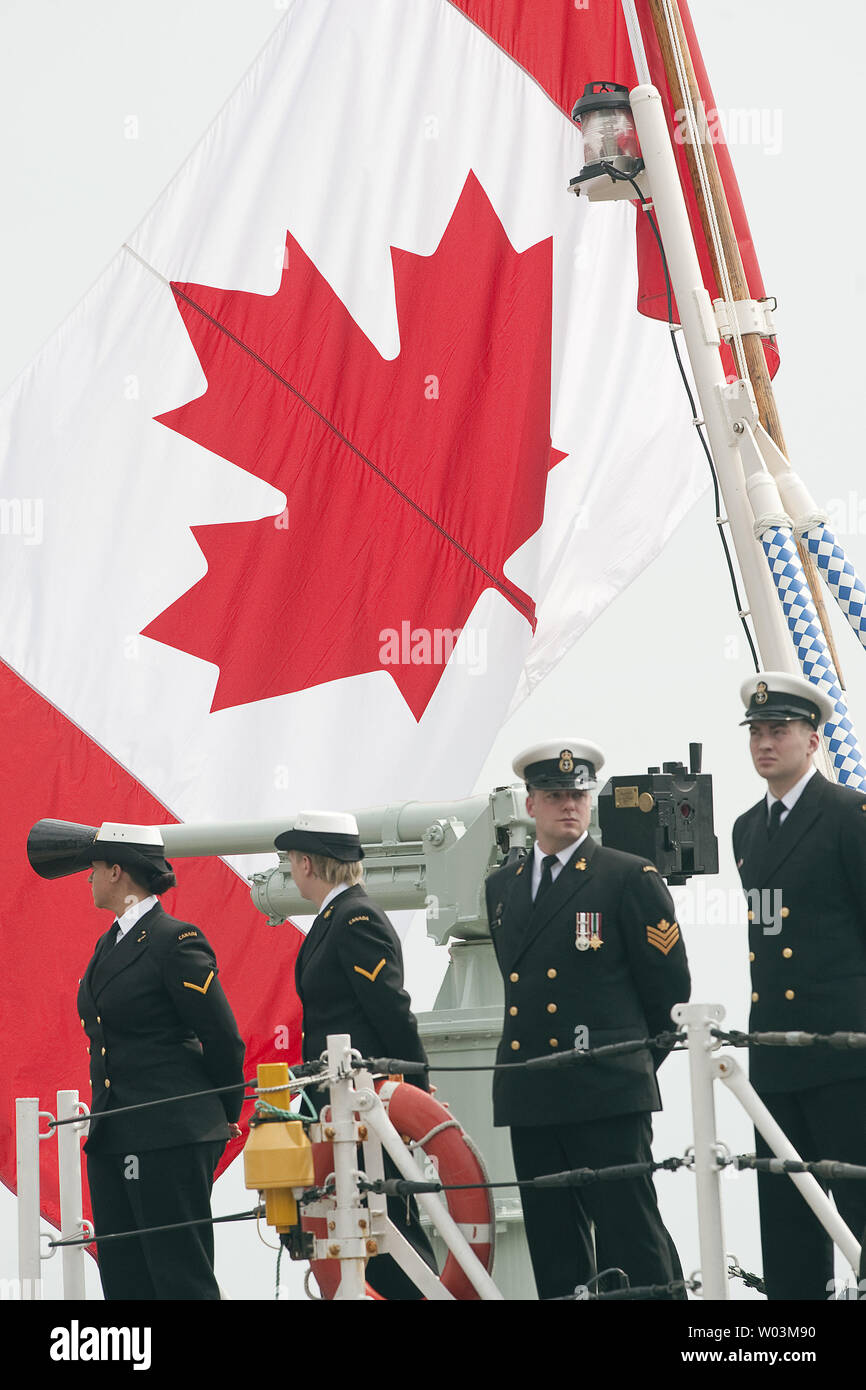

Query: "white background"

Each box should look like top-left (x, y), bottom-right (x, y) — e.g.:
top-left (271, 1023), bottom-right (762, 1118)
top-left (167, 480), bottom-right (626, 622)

top-left (1, 0), bottom-right (864, 1301)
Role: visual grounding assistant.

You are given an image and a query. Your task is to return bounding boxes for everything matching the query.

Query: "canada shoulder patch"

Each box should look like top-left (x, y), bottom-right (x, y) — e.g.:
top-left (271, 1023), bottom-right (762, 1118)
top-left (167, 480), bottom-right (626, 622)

top-left (177, 930), bottom-right (198, 941)
top-left (348, 914), bottom-right (371, 925)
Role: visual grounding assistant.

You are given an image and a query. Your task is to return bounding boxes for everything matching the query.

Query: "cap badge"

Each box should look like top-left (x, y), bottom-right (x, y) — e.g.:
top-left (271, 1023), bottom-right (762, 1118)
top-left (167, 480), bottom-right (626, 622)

top-left (754, 681), bottom-right (768, 705)
top-left (559, 749), bottom-right (574, 773)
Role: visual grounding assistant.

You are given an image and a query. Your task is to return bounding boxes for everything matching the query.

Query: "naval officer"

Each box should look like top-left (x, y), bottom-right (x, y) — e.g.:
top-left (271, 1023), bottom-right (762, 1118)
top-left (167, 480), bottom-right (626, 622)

top-left (276, 810), bottom-right (436, 1299)
top-left (733, 672), bottom-right (866, 1300)
top-left (74, 827), bottom-right (245, 1299)
top-left (486, 742), bottom-right (691, 1300)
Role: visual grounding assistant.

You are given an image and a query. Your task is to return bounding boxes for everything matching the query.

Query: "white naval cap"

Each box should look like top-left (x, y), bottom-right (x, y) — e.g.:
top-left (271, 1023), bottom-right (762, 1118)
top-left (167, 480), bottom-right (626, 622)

top-left (274, 809), bottom-right (364, 861)
top-left (739, 671), bottom-right (834, 728)
top-left (513, 740), bottom-right (605, 790)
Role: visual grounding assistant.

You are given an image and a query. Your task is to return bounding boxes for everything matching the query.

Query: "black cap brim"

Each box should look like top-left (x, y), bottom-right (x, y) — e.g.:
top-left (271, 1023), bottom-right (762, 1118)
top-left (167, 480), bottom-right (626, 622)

top-left (27, 819), bottom-right (173, 882)
top-left (274, 829), bottom-right (364, 862)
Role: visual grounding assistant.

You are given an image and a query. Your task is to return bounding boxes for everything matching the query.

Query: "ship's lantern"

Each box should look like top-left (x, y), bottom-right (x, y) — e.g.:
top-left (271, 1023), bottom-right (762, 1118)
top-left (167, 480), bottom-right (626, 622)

top-left (569, 82), bottom-right (644, 199)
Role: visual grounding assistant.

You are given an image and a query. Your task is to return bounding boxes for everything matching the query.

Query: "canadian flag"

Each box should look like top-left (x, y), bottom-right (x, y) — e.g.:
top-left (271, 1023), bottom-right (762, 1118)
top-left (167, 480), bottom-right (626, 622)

top-left (0, 0), bottom-right (766, 1229)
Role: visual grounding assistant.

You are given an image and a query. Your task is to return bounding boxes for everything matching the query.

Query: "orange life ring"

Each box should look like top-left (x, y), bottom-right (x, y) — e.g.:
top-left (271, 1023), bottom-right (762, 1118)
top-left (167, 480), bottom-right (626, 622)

top-left (303, 1081), bottom-right (494, 1300)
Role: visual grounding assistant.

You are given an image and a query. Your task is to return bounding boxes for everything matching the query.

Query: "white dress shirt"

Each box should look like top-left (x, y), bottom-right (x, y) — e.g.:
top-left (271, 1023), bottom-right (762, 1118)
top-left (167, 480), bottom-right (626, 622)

top-left (765, 764), bottom-right (817, 828)
top-left (319, 882), bottom-right (351, 915)
top-left (530, 832), bottom-right (588, 901)
top-left (114, 893), bottom-right (158, 942)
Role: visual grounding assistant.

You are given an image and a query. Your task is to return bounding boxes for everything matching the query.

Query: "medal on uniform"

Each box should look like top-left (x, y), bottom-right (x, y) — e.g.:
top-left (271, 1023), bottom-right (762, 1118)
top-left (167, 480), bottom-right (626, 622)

top-left (575, 912), bottom-right (602, 951)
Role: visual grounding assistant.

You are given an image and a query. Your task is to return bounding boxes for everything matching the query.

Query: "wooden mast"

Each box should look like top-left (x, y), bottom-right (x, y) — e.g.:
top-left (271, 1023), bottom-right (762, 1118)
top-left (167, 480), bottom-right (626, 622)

top-left (645, 0), bottom-right (845, 684)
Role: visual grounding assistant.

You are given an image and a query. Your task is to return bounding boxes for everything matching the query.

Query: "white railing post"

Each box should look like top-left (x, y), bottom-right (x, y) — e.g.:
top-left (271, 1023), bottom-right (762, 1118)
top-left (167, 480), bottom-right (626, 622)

top-left (57, 1090), bottom-right (90, 1299)
top-left (15, 1097), bottom-right (45, 1299)
top-left (673, 1003), bottom-right (729, 1300)
top-left (716, 1054), bottom-right (862, 1275)
top-left (326, 1034), bottom-right (371, 1300)
top-left (15, 1095), bottom-right (54, 1301)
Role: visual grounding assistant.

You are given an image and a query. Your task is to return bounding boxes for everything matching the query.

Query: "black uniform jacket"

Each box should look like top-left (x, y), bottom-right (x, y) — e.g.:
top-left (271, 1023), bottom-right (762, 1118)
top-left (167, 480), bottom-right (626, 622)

top-left (733, 770), bottom-right (866, 1092)
top-left (486, 836), bottom-right (690, 1128)
top-left (77, 903), bottom-right (246, 1153)
top-left (295, 885), bottom-right (429, 1089)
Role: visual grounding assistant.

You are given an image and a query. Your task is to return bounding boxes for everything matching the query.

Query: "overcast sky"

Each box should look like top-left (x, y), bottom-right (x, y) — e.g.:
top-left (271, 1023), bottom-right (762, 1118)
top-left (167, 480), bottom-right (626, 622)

top-left (1, 0), bottom-right (864, 1301)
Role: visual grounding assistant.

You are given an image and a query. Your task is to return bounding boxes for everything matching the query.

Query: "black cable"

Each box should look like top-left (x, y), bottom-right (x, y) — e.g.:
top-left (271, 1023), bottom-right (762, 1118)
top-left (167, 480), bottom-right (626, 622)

top-left (727, 1259), bottom-right (765, 1294)
top-left (50, 1064), bottom-right (329, 1128)
top-left (548, 1276), bottom-right (699, 1301)
top-left (364, 1030), bottom-right (685, 1078)
top-left (733, 1155), bottom-right (866, 1181)
top-left (599, 160), bottom-right (760, 672)
top-left (47, 1204), bottom-right (265, 1250)
top-left (340, 1154), bottom-right (690, 1201)
top-left (50, 1083), bottom-right (260, 1128)
top-left (712, 1027), bottom-right (866, 1050)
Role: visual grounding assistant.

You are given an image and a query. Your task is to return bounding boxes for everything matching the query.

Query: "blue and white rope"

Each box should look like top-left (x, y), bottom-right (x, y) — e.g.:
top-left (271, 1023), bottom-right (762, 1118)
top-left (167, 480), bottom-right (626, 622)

top-left (761, 527), bottom-right (866, 788)
top-left (803, 524), bottom-right (866, 652)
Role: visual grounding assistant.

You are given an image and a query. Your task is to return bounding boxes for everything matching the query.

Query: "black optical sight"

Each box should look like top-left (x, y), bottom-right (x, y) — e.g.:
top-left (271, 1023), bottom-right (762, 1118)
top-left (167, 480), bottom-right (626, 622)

top-left (597, 743), bottom-right (718, 885)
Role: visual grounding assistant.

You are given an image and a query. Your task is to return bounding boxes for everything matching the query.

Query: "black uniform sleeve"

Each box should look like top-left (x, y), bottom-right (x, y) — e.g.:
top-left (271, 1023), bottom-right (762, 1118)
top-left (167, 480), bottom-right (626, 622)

top-left (159, 927), bottom-right (247, 1121)
top-left (837, 794), bottom-right (866, 941)
top-left (621, 862), bottom-right (691, 1063)
top-left (334, 908), bottom-right (430, 1090)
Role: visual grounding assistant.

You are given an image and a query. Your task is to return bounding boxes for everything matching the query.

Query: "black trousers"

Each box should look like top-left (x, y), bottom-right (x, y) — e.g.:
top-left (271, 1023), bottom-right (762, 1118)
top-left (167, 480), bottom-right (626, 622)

top-left (364, 1151), bottom-right (439, 1300)
top-left (754, 1080), bottom-right (866, 1300)
top-left (510, 1113), bottom-right (685, 1301)
top-left (85, 1140), bottom-right (226, 1300)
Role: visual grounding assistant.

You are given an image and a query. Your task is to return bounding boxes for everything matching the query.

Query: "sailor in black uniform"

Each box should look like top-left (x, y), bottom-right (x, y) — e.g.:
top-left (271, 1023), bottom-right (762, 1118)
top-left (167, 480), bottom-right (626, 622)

top-left (44, 823), bottom-right (246, 1299)
top-left (276, 810), bottom-right (436, 1299)
top-left (733, 671), bottom-right (866, 1300)
top-left (486, 741), bottom-right (691, 1301)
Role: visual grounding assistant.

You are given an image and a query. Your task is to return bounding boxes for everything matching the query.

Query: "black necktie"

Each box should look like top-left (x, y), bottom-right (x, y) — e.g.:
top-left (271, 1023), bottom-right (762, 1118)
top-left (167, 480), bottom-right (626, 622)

top-left (767, 800), bottom-right (784, 839)
top-left (112, 921), bottom-right (123, 946)
top-left (534, 854), bottom-right (559, 904)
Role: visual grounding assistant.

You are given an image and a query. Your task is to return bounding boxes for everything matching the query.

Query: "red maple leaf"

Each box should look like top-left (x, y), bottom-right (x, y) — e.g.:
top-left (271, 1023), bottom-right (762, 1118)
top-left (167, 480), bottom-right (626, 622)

top-left (143, 171), bottom-right (564, 720)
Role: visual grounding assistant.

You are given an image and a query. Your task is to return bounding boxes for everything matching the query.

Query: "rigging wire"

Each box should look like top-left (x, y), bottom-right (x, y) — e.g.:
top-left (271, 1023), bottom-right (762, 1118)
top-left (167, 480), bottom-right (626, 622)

top-left (599, 160), bottom-right (760, 671)
top-left (658, 0), bottom-right (749, 383)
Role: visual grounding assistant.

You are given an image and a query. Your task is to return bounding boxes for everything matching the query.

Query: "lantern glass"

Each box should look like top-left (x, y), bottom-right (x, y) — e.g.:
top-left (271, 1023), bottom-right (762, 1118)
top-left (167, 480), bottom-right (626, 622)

top-left (580, 107), bottom-right (641, 166)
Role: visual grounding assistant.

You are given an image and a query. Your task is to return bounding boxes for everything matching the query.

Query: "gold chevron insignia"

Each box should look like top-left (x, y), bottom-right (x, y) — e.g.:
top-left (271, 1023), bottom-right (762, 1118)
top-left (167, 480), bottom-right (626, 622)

top-left (354, 958), bottom-right (386, 982)
top-left (183, 970), bottom-right (214, 995)
top-left (348, 914), bottom-right (370, 924)
top-left (642, 864), bottom-right (658, 873)
top-left (646, 920), bottom-right (680, 955)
